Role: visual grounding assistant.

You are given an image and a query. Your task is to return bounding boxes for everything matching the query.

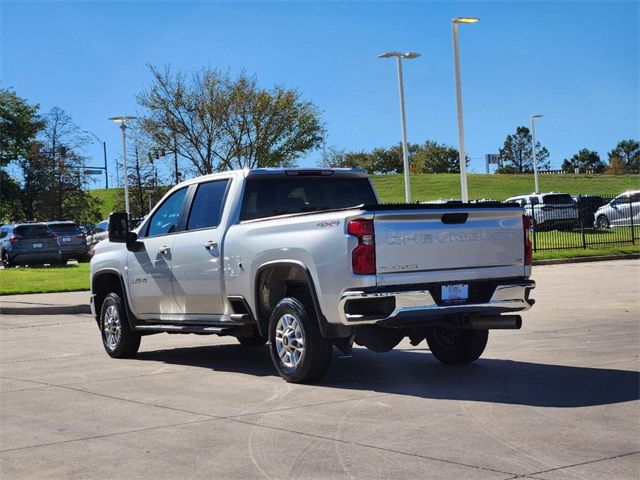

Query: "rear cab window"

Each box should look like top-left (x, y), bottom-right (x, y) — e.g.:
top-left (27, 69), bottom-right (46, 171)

top-left (240, 176), bottom-right (377, 221)
top-left (542, 194), bottom-right (574, 205)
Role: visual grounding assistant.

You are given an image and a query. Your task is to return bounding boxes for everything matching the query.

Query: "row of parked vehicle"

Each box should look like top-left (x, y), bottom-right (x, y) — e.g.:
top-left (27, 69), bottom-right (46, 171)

top-left (0, 220), bottom-right (109, 268)
top-left (504, 190), bottom-right (640, 231)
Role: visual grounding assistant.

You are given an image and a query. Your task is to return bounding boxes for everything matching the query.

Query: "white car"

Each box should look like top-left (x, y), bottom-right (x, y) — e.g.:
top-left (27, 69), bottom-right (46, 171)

top-left (504, 192), bottom-right (578, 231)
top-left (594, 190), bottom-right (640, 229)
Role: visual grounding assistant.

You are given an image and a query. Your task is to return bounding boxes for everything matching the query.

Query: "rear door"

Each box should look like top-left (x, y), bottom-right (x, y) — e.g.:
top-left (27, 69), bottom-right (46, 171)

top-left (170, 178), bottom-right (232, 316)
top-left (374, 206), bottom-right (525, 284)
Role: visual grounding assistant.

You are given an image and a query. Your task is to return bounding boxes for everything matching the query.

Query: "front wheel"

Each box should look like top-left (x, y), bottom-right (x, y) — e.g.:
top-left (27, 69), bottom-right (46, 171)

top-left (100, 292), bottom-right (141, 358)
top-left (426, 328), bottom-right (488, 365)
top-left (268, 297), bottom-right (332, 383)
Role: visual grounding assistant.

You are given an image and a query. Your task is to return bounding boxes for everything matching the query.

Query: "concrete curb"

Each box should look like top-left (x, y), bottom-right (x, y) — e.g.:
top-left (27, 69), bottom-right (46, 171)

top-left (532, 253), bottom-right (640, 266)
top-left (0, 304), bottom-right (91, 315)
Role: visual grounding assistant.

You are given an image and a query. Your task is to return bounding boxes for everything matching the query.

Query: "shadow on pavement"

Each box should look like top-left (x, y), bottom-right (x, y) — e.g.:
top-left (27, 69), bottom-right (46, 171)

top-left (136, 344), bottom-right (639, 408)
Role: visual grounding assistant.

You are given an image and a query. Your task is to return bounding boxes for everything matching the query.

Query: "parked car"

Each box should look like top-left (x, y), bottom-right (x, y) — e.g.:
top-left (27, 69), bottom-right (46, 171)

top-left (572, 195), bottom-right (605, 229)
top-left (0, 223), bottom-right (62, 267)
top-left (90, 168), bottom-right (535, 383)
top-left (504, 192), bottom-right (578, 231)
top-left (45, 221), bottom-right (91, 262)
top-left (593, 190), bottom-right (640, 229)
top-left (87, 220), bottom-right (109, 256)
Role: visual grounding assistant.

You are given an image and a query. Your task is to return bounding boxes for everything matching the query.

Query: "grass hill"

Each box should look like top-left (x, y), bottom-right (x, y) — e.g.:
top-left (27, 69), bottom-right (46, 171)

top-left (89, 173), bottom-right (639, 219)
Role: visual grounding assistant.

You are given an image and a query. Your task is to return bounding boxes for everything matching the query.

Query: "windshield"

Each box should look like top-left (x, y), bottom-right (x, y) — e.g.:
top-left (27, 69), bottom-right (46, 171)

top-left (240, 176), bottom-right (377, 221)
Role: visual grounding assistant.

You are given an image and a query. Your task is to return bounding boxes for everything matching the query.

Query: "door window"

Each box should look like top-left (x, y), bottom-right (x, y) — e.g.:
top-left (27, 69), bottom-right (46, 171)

top-left (146, 188), bottom-right (188, 237)
top-left (186, 180), bottom-right (230, 230)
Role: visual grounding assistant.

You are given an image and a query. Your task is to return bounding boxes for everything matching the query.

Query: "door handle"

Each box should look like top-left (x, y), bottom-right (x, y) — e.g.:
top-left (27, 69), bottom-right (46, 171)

top-left (204, 241), bottom-right (218, 250)
top-left (159, 246), bottom-right (170, 255)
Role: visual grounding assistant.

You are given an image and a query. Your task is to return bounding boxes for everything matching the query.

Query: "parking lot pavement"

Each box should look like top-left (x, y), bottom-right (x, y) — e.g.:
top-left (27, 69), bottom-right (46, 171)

top-left (1, 260), bottom-right (638, 479)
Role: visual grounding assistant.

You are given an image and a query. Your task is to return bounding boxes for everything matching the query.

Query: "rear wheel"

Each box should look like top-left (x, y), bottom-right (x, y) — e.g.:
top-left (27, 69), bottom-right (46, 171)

top-left (426, 328), bottom-right (488, 364)
top-left (1, 251), bottom-right (13, 268)
top-left (596, 215), bottom-right (610, 230)
top-left (237, 336), bottom-right (268, 347)
top-left (100, 292), bottom-right (141, 358)
top-left (268, 297), bottom-right (332, 383)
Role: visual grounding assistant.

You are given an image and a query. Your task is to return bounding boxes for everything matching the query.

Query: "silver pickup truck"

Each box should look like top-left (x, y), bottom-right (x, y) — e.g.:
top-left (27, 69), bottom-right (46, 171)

top-left (90, 168), bottom-right (535, 383)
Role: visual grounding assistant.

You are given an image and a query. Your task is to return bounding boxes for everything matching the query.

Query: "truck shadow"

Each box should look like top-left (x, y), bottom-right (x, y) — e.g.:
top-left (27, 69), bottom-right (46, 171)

top-left (135, 345), bottom-right (639, 408)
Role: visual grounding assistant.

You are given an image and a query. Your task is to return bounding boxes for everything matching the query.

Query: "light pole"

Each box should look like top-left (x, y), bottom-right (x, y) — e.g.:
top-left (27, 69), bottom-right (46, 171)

top-left (378, 51), bottom-right (421, 203)
top-left (530, 114), bottom-right (543, 193)
top-left (83, 131), bottom-right (109, 189)
top-left (452, 16), bottom-right (479, 203)
top-left (108, 116), bottom-right (137, 217)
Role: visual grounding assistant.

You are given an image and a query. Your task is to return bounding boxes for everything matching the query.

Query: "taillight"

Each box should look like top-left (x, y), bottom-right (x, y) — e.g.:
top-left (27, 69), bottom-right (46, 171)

top-left (523, 215), bottom-right (533, 266)
top-left (8, 235), bottom-right (21, 244)
top-left (347, 219), bottom-right (376, 275)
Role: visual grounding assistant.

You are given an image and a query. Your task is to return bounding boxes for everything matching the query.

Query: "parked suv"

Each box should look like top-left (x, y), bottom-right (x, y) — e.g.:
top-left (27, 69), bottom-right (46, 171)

top-left (504, 192), bottom-right (578, 231)
top-left (87, 220), bottom-right (109, 257)
top-left (45, 221), bottom-right (90, 262)
top-left (0, 223), bottom-right (62, 267)
top-left (594, 190), bottom-right (640, 229)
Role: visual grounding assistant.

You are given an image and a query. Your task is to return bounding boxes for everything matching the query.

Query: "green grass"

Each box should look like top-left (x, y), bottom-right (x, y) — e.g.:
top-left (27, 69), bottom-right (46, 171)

top-left (90, 188), bottom-right (122, 219)
top-left (533, 244), bottom-right (640, 261)
top-left (0, 263), bottom-right (90, 295)
top-left (371, 173), bottom-right (640, 202)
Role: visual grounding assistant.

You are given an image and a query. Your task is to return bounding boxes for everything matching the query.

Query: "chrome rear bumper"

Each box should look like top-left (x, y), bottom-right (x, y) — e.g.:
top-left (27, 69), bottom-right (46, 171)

top-left (339, 279), bottom-right (535, 326)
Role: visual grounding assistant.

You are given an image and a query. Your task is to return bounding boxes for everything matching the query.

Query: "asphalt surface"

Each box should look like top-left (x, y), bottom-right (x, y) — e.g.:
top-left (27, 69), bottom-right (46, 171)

top-left (1, 260), bottom-right (638, 479)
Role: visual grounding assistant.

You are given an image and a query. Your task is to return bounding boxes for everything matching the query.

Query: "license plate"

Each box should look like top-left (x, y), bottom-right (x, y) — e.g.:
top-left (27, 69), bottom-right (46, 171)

top-left (62, 237), bottom-right (71, 242)
top-left (32, 243), bottom-right (43, 249)
top-left (442, 284), bottom-right (468, 302)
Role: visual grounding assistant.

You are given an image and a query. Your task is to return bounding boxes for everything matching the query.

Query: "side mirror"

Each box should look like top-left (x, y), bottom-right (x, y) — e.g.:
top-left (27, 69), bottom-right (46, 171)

top-left (108, 212), bottom-right (129, 243)
top-left (108, 212), bottom-right (142, 251)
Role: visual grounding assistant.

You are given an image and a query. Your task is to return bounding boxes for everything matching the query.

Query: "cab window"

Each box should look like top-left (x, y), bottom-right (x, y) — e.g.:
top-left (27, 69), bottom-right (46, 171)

top-left (145, 188), bottom-right (188, 237)
top-left (186, 180), bottom-right (230, 231)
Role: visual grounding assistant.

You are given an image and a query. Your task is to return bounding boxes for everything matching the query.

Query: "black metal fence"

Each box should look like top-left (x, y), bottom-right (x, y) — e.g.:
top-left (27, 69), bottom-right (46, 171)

top-left (529, 194), bottom-right (639, 252)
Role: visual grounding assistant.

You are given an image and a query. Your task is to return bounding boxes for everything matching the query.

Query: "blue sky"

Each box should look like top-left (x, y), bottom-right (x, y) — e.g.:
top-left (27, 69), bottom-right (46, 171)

top-left (1, 0), bottom-right (638, 187)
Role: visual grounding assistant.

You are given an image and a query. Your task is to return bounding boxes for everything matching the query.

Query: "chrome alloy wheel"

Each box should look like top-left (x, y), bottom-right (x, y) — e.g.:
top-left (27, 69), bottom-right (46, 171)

top-left (274, 313), bottom-right (305, 369)
top-left (103, 305), bottom-right (121, 351)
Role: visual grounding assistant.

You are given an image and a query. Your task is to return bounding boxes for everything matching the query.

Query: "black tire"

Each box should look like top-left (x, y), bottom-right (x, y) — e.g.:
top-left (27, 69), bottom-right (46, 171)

top-left (237, 336), bottom-right (268, 347)
top-left (426, 328), bottom-right (488, 365)
top-left (99, 292), bottom-right (141, 358)
top-left (268, 297), bottom-right (332, 383)
top-left (1, 251), bottom-right (14, 268)
top-left (596, 215), bottom-right (610, 230)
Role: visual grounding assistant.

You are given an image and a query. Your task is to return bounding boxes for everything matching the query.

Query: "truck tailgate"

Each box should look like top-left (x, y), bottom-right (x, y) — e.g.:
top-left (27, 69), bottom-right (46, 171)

top-left (373, 206), bottom-right (525, 283)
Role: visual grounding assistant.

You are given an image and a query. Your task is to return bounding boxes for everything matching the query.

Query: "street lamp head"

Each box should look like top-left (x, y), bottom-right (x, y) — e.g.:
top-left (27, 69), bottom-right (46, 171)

top-left (108, 116), bottom-right (137, 124)
top-left (453, 17), bottom-right (480, 24)
top-left (378, 51), bottom-right (421, 59)
top-left (530, 114), bottom-right (544, 119)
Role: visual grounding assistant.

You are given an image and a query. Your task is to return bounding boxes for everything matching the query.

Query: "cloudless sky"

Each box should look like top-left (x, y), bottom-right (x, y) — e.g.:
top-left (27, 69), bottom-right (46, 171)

top-left (1, 0), bottom-right (638, 188)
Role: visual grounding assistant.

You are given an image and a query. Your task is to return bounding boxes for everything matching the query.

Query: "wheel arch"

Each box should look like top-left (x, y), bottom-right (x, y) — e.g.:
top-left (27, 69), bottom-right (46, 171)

top-left (253, 261), bottom-right (349, 339)
top-left (91, 269), bottom-right (136, 330)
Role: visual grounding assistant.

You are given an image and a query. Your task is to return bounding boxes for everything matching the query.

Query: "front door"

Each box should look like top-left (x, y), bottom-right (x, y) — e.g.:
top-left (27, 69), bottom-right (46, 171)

top-left (127, 187), bottom-right (188, 317)
top-left (171, 179), bottom-right (231, 316)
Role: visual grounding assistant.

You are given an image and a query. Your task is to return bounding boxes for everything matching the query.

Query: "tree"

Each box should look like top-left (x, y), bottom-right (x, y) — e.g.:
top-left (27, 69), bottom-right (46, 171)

top-left (16, 107), bottom-right (101, 223)
top-left (415, 141), bottom-right (466, 173)
top-left (137, 65), bottom-right (323, 175)
top-left (0, 88), bottom-right (43, 166)
top-left (561, 148), bottom-right (605, 173)
top-left (497, 126), bottom-right (550, 173)
top-left (607, 139), bottom-right (640, 173)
